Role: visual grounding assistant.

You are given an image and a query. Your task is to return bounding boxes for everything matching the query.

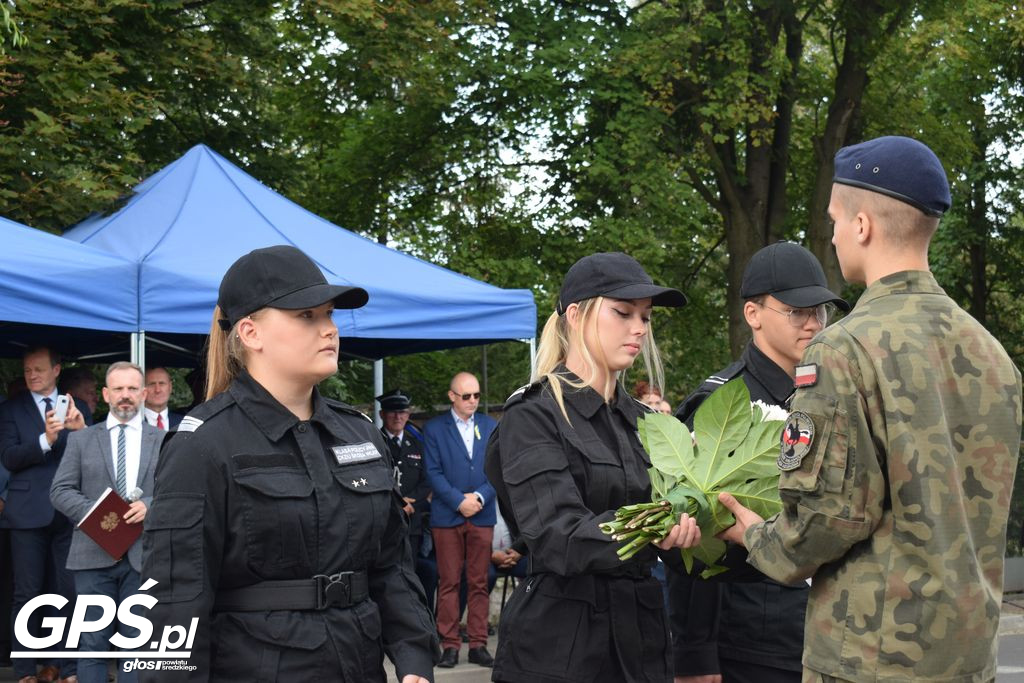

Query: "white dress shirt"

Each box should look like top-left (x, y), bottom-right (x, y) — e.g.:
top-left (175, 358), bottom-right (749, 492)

top-left (144, 407), bottom-right (169, 430)
top-left (451, 408), bottom-right (475, 459)
top-left (31, 389), bottom-right (59, 453)
top-left (107, 411), bottom-right (144, 494)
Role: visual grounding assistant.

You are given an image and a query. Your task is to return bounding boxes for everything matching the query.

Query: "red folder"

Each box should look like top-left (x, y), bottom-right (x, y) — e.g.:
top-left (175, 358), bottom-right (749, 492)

top-left (77, 487), bottom-right (142, 561)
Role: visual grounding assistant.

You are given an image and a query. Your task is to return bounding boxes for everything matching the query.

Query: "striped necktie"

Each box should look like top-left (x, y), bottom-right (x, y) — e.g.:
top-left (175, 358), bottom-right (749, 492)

top-left (116, 424), bottom-right (128, 498)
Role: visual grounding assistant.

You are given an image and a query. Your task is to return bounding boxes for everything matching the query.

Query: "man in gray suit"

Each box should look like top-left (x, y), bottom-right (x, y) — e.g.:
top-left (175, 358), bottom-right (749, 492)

top-left (50, 362), bottom-right (160, 683)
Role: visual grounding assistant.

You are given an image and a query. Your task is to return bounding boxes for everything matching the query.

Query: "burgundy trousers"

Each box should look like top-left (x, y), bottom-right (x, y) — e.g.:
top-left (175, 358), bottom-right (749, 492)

top-left (432, 523), bottom-right (493, 649)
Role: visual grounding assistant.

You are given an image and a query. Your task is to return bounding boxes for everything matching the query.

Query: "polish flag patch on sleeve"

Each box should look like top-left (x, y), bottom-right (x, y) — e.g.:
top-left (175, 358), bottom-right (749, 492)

top-left (794, 363), bottom-right (818, 388)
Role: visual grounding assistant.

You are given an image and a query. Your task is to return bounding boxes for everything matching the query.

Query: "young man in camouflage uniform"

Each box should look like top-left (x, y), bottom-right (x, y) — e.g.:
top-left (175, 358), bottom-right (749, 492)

top-left (718, 135), bottom-right (1022, 683)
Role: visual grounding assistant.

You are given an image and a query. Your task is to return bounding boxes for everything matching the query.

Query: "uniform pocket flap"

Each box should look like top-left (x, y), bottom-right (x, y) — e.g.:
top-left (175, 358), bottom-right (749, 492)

top-left (502, 447), bottom-right (569, 486)
top-left (233, 468), bottom-right (313, 498)
top-left (536, 574), bottom-right (596, 606)
top-left (145, 494), bottom-right (203, 530)
top-left (225, 611), bottom-right (327, 650)
top-left (333, 465), bottom-right (395, 493)
top-left (7, 479), bottom-right (28, 491)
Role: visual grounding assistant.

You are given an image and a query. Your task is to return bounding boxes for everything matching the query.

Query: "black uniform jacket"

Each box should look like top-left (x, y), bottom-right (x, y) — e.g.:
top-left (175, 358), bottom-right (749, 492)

top-left (485, 370), bottom-right (673, 683)
top-left (383, 427), bottom-right (431, 539)
top-left (669, 342), bottom-right (808, 676)
top-left (140, 371), bottom-right (438, 682)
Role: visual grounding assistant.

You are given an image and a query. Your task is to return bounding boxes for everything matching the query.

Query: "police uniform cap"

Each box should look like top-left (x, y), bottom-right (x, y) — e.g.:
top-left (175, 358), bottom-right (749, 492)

top-left (217, 245), bottom-right (368, 330)
top-left (833, 135), bottom-right (951, 217)
top-left (741, 241), bottom-right (850, 312)
top-left (557, 252), bottom-right (687, 315)
top-left (376, 389), bottom-right (412, 412)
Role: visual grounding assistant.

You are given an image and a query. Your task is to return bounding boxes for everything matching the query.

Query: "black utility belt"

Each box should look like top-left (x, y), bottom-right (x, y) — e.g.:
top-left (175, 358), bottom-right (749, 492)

top-left (213, 570), bottom-right (369, 612)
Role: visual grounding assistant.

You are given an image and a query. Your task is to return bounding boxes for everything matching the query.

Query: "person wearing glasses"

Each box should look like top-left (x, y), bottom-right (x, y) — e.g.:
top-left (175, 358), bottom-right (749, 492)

top-left (422, 372), bottom-right (498, 669)
top-left (670, 241), bottom-right (848, 683)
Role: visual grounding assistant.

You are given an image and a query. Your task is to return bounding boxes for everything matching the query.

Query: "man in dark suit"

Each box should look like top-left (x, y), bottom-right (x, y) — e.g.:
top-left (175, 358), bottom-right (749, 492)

top-left (423, 372), bottom-right (497, 669)
top-left (142, 367), bottom-right (183, 430)
top-left (0, 346), bottom-right (89, 683)
top-left (51, 361), bottom-right (159, 683)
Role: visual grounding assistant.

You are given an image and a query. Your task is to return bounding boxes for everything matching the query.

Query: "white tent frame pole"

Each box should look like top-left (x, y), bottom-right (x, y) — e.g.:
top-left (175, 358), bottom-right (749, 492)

top-left (131, 331), bottom-right (146, 369)
top-left (373, 359), bottom-right (384, 428)
top-left (529, 337), bottom-right (536, 380)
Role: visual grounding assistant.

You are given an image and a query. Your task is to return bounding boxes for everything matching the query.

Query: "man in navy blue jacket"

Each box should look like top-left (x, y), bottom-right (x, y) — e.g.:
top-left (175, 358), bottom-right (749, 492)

top-left (0, 346), bottom-right (90, 683)
top-left (423, 372), bottom-right (497, 669)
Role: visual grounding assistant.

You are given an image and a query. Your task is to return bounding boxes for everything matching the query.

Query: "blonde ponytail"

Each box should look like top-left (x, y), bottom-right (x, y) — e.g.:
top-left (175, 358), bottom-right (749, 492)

top-left (204, 306), bottom-right (256, 400)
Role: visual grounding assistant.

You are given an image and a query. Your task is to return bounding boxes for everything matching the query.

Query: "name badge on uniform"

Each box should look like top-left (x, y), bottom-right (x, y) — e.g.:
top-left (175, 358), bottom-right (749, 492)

top-left (794, 363), bottom-right (818, 388)
top-left (332, 442), bottom-right (382, 466)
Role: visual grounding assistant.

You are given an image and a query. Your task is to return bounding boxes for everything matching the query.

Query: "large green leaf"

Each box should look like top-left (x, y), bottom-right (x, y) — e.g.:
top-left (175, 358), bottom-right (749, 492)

top-left (691, 379), bottom-right (753, 488)
top-left (639, 378), bottom-right (787, 575)
top-left (640, 412), bottom-right (696, 481)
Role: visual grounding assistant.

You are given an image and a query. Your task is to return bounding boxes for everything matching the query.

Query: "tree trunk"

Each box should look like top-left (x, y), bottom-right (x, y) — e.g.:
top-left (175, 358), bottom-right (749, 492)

top-left (806, 0), bottom-right (912, 293)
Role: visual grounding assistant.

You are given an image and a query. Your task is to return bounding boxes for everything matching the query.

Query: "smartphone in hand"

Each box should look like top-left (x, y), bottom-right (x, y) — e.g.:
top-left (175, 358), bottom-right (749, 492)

top-left (52, 394), bottom-right (70, 423)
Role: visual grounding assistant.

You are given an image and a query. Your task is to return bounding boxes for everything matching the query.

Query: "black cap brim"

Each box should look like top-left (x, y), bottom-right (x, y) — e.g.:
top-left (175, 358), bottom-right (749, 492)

top-left (269, 282), bottom-right (369, 311)
top-left (773, 285), bottom-right (850, 312)
top-left (603, 283), bottom-right (688, 308)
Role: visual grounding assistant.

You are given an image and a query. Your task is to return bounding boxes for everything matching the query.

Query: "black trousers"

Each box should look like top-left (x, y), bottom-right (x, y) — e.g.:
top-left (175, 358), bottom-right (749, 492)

top-left (722, 658), bottom-right (801, 683)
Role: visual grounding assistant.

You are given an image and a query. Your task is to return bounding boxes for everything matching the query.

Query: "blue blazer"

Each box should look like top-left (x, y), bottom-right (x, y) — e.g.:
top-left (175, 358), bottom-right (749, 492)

top-left (423, 411), bottom-right (497, 528)
top-left (0, 391), bottom-right (91, 529)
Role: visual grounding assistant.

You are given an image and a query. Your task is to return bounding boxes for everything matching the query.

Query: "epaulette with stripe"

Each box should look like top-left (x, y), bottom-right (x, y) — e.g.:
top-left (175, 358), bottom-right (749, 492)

top-left (504, 380), bottom-right (543, 409)
top-left (324, 397), bottom-right (374, 423)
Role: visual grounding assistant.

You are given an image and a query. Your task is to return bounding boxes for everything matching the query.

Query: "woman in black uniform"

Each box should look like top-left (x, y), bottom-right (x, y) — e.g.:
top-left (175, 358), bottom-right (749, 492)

top-left (141, 246), bottom-right (437, 682)
top-left (486, 252), bottom-right (700, 683)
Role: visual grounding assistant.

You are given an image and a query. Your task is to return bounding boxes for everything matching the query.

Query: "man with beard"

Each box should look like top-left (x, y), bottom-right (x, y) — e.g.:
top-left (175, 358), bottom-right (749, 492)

top-left (51, 362), bottom-right (161, 683)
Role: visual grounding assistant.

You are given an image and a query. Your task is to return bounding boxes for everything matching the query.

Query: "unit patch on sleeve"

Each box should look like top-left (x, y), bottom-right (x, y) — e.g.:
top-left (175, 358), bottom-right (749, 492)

top-left (778, 411), bottom-right (814, 471)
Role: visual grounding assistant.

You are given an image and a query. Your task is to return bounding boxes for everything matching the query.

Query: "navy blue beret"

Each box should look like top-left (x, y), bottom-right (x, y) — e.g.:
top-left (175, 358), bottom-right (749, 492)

top-left (833, 136), bottom-right (951, 217)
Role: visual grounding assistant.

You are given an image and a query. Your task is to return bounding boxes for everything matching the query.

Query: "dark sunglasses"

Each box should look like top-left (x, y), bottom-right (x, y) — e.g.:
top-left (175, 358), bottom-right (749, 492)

top-left (454, 392), bottom-right (481, 401)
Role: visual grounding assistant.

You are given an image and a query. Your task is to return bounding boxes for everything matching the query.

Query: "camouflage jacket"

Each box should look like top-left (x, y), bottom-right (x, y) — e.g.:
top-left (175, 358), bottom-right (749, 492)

top-left (744, 270), bottom-right (1022, 683)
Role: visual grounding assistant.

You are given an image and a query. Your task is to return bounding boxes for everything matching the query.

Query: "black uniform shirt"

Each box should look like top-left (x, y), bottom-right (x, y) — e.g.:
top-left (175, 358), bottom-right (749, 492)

top-left (382, 427), bottom-right (430, 537)
top-left (141, 371), bottom-right (437, 682)
top-left (485, 369), bottom-right (674, 683)
top-left (489, 370), bottom-right (656, 576)
top-left (669, 342), bottom-right (808, 677)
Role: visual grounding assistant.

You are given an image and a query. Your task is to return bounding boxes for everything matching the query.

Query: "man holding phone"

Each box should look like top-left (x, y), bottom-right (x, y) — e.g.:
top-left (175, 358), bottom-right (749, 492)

top-left (0, 346), bottom-right (89, 683)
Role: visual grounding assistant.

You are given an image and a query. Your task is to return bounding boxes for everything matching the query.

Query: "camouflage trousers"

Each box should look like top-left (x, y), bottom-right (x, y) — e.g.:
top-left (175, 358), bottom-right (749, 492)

top-left (801, 669), bottom-right (993, 683)
top-left (802, 670), bottom-right (850, 683)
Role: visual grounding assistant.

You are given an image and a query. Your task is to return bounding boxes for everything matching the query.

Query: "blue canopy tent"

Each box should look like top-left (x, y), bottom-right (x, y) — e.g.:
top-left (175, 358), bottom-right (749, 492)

top-left (0, 216), bottom-right (140, 360)
top-left (63, 144), bottom-right (537, 376)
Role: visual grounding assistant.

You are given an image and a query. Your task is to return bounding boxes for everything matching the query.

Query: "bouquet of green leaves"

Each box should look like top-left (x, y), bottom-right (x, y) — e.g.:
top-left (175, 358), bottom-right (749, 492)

top-left (599, 378), bottom-right (788, 577)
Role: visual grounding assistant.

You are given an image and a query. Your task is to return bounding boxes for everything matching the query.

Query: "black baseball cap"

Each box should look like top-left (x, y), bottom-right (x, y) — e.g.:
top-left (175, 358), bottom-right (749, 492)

top-left (376, 389), bottom-right (411, 412)
top-left (833, 136), bottom-right (951, 217)
top-left (741, 242), bottom-right (850, 312)
top-left (217, 245), bottom-right (368, 330)
top-left (556, 252), bottom-right (686, 314)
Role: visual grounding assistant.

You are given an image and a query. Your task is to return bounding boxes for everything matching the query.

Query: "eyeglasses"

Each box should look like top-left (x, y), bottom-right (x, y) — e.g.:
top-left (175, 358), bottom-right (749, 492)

top-left (454, 392), bottom-right (481, 401)
top-left (760, 303), bottom-right (833, 328)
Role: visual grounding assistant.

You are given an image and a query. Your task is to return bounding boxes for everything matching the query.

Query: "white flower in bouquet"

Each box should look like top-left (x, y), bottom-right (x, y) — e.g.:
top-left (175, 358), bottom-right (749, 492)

top-left (752, 400), bottom-right (790, 423)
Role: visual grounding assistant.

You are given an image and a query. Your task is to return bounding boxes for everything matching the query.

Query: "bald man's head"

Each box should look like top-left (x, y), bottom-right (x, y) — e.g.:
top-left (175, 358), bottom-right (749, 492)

top-left (448, 372), bottom-right (480, 420)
